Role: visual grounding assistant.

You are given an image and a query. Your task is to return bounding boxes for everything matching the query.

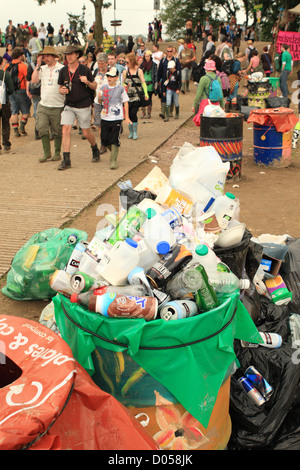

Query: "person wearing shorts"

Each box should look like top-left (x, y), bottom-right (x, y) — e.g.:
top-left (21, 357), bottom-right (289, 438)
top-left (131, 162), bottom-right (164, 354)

top-left (5, 47), bottom-right (31, 137)
top-left (57, 44), bottom-right (100, 170)
top-left (99, 67), bottom-right (130, 169)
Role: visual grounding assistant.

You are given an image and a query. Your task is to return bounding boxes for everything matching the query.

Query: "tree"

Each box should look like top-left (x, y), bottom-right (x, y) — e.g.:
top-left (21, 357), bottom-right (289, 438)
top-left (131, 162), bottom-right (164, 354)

top-left (67, 5), bottom-right (88, 42)
top-left (35, 0), bottom-right (111, 46)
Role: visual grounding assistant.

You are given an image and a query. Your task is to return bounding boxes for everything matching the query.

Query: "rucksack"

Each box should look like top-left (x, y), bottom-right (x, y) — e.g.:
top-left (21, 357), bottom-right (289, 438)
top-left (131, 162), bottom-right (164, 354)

top-left (216, 71), bottom-right (231, 97)
top-left (205, 75), bottom-right (223, 102)
top-left (6, 62), bottom-right (22, 91)
top-left (248, 47), bottom-right (258, 61)
top-left (221, 59), bottom-right (236, 76)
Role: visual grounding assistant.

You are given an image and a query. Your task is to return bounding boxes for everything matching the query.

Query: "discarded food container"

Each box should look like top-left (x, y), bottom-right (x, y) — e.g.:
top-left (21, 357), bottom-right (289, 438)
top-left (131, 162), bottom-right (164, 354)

top-left (199, 115), bottom-right (244, 181)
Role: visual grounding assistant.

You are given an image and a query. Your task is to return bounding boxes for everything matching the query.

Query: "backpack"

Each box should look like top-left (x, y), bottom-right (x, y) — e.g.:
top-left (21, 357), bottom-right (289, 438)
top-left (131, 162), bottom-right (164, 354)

top-left (216, 71), bottom-right (231, 97)
top-left (221, 59), bottom-right (235, 76)
top-left (205, 75), bottom-right (223, 102)
top-left (248, 46), bottom-right (258, 61)
top-left (6, 62), bottom-right (22, 91)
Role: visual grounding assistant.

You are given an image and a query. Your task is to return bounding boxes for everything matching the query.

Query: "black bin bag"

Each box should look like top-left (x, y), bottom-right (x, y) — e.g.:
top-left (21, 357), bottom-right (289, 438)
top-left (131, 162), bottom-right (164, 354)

top-left (228, 343), bottom-right (300, 450)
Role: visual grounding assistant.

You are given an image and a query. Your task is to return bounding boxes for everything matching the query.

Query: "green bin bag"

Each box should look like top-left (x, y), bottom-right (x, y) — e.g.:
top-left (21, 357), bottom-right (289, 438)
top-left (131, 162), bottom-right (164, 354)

top-left (54, 291), bottom-right (262, 428)
top-left (2, 228), bottom-right (88, 300)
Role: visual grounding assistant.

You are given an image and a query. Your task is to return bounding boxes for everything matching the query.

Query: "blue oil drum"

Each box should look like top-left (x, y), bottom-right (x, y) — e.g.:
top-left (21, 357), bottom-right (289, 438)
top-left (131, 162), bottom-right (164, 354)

top-left (253, 124), bottom-right (292, 167)
top-left (200, 115), bottom-right (243, 180)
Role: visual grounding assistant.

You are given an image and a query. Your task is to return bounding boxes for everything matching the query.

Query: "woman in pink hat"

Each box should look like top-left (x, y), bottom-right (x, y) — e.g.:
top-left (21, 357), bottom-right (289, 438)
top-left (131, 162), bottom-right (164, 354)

top-left (192, 59), bottom-right (224, 116)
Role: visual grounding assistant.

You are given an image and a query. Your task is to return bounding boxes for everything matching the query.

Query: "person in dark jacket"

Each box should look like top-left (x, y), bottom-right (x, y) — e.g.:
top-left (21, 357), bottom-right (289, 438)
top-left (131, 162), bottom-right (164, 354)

top-left (139, 50), bottom-right (158, 119)
top-left (157, 46), bottom-right (181, 119)
top-left (0, 55), bottom-right (15, 151)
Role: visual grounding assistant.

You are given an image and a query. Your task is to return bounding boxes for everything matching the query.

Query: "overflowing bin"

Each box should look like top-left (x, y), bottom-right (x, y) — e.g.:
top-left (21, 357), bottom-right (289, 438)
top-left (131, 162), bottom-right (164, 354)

top-left (200, 114), bottom-right (244, 181)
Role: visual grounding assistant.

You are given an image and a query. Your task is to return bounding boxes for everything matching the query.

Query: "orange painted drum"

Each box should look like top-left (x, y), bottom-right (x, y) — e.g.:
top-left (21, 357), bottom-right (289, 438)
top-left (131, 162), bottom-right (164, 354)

top-left (200, 115), bottom-right (244, 181)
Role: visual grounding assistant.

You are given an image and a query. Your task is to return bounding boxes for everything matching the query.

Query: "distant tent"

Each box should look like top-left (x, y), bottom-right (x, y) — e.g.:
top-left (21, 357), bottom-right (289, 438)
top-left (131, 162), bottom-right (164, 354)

top-left (288, 3), bottom-right (300, 15)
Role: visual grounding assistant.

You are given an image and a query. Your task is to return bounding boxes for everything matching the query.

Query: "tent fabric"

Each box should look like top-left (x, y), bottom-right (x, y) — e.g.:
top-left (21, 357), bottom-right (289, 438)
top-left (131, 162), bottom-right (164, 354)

top-left (288, 4), bottom-right (300, 15)
top-left (53, 292), bottom-right (262, 428)
top-left (248, 107), bottom-right (298, 133)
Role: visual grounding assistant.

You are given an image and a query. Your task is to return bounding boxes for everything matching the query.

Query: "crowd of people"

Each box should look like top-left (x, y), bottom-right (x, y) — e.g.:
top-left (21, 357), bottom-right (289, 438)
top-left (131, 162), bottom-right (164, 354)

top-left (0, 16), bottom-right (298, 171)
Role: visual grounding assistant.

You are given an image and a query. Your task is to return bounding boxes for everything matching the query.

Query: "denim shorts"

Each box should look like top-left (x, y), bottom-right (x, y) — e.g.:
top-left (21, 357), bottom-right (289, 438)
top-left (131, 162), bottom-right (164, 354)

top-left (9, 90), bottom-right (31, 115)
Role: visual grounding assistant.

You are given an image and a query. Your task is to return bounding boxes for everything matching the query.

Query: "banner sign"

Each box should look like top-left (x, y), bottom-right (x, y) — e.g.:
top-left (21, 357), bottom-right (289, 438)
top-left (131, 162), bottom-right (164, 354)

top-left (276, 31), bottom-right (300, 61)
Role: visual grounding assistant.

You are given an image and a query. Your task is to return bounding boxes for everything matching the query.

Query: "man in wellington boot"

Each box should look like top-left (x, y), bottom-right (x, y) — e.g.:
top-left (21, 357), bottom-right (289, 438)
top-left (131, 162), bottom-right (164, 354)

top-left (58, 152), bottom-right (71, 170)
top-left (50, 136), bottom-right (62, 161)
top-left (164, 106), bottom-right (170, 122)
top-left (39, 135), bottom-right (52, 162)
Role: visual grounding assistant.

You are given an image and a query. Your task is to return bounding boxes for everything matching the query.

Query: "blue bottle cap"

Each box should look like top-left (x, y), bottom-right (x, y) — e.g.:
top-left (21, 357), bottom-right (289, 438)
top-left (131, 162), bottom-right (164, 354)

top-left (156, 241), bottom-right (170, 255)
top-left (125, 238), bottom-right (138, 248)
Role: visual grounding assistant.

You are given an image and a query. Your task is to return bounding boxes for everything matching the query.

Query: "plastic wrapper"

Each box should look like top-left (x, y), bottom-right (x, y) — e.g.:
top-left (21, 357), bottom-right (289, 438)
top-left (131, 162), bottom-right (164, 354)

top-left (228, 343), bottom-right (300, 450)
top-left (1, 228), bottom-right (88, 300)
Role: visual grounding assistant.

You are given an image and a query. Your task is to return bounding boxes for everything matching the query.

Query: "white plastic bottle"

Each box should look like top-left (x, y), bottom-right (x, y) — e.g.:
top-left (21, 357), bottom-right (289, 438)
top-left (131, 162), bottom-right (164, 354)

top-left (136, 237), bottom-right (161, 272)
top-left (191, 243), bottom-right (219, 277)
top-left (208, 271), bottom-right (250, 294)
top-left (211, 192), bottom-right (237, 230)
top-left (142, 208), bottom-right (176, 254)
top-left (97, 238), bottom-right (140, 285)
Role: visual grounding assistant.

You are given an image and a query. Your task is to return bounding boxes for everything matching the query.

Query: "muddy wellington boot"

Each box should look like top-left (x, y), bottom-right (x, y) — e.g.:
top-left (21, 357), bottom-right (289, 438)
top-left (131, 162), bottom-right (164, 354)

top-left (159, 102), bottom-right (166, 119)
top-left (164, 106), bottom-right (170, 122)
top-left (39, 135), bottom-right (52, 163)
top-left (57, 152), bottom-right (71, 170)
top-left (50, 136), bottom-right (62, 161)
top-left (19, 118), bottom-right (28, 136)
top-left (175, 106), bottom-right (180, 119)
top-left (109, 144), bottom-right (119, 169)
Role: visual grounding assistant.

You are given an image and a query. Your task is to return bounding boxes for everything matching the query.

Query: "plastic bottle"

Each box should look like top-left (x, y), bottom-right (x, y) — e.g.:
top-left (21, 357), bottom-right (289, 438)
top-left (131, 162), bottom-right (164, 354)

top-left (190, 244), bottom-right (219, 277)
top-left (208, 271), bottom-right (250, 294)
top-left (155, 184), bottom-right (193, 215)
top-left (88, 292), bottom-right (158, 321)
top-left (160, 207), bottom-right (183, 229)
top-left (106, 206), bottom-right (147, 246)
top-left (97, 238), bottom-right (140, 285)
top-left (211, 192), bottom-right (237, 230)
top-left (78, 236), bottom-right (111, 279)
top-left (65, 241), bottom-right (89, 275)
top-left (70, 284), bottom-right (147, 307)
top-left (137, 198), bottom-right (165, 214)
top-left (193, 265), bottom-right (220, 312)
top-left (166, 266), bottom-right (204, 299)
top-left (127, 266), bottom-right (153, 296)
top-left (142, 208), bottom-right (176, 254)
top-left (146, 244), bottom-right (193, 289)
top-left (135, 237), bottom-right (161, 272)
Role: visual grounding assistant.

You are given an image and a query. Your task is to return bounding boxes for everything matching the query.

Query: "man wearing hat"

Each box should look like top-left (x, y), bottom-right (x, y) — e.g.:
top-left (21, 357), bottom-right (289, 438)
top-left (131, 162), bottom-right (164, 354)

top-left (220, 38), bottom-right (234, 61)
top-left (31, 45), bottom-right (65, 163)
top-left (57, 45), bottom-right (100, 170)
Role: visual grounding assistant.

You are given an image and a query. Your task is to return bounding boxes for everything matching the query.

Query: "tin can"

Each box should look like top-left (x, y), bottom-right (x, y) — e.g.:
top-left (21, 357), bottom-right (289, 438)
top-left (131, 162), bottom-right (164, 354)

top-left (70, 271), bottom-right (98, 293)
top-left (245, 366), bottom-right (274, 400)
top-left (161, 207), bottom-right (183, 229)
top-left (152, 288), bottom-right (170, 311)
top-left (49, 269), bottom-right (74, 296)
top-left (238, 376), bottom-right (266, 406)
top-left (160, 300), bottom-right (198, 321)
top-left (65, 241), bottom-right (89, 275)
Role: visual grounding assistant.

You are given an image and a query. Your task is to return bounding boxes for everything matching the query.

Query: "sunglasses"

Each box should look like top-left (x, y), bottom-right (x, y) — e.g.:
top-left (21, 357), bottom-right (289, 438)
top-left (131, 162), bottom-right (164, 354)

top-left (167, 50), bottom-right (173, 53)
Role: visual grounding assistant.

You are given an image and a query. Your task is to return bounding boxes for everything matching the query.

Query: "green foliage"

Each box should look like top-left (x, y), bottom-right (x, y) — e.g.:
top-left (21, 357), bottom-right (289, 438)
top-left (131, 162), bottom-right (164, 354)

top-left (67, 5), bottom-right (88, 41)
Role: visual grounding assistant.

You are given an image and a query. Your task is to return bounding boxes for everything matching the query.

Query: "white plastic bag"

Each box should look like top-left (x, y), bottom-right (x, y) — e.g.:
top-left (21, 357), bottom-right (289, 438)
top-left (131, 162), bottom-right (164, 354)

top-left (169, 142), bottom-right (230, 212)
top-left (203, 104), bottom-right (226, 118)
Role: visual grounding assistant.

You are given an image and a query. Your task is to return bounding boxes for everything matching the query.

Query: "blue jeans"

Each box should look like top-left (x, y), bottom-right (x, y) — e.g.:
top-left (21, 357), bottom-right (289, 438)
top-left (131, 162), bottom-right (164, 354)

top-left (280, 70), bottom-right (289, 98)
top-left (166, 89), bottom-right (179, 107)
